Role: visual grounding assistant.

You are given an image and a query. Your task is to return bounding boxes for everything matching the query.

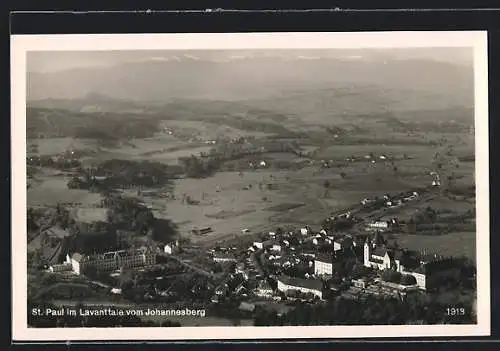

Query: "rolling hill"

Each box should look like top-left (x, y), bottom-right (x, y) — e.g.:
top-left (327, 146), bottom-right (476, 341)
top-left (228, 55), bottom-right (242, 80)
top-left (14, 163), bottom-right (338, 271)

top-left (27, 56), bottom-right (473, 109)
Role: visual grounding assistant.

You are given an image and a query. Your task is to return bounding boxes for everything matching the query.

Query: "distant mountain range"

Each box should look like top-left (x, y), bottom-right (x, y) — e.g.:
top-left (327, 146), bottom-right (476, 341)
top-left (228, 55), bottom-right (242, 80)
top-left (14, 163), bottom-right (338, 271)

top-left (27, 57), bottom-right (474, 111)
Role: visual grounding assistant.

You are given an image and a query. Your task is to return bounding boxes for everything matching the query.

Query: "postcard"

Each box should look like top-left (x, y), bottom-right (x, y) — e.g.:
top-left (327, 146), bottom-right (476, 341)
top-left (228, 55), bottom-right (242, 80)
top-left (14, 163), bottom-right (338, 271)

top-left (11, 31), bottom-right (490, 341)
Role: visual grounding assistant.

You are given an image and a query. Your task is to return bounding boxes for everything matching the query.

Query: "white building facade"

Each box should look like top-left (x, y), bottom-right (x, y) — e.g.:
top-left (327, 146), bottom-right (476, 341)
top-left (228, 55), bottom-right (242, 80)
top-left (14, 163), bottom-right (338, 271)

top-left (277, 277), bottom-right (323, 299)
top-left (314, 257), bottom-right (333, 276)
top-left (67, 249), bottom-right (156, 275)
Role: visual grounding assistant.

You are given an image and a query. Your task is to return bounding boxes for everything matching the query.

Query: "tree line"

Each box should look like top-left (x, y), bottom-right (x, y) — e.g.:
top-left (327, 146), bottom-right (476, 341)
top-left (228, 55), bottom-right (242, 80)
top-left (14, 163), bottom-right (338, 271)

top-left (253, 293), bottom-right (475, 326)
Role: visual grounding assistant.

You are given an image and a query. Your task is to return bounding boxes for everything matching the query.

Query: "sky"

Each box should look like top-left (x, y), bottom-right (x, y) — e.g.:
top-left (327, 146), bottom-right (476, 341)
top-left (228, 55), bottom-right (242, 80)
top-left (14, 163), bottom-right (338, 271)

top-left (27, 48), bottom-right (473, 73)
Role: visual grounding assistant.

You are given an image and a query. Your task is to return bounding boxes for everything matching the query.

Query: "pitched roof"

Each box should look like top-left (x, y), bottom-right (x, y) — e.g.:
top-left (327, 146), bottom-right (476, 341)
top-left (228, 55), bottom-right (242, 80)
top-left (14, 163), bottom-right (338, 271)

top-left (213, 252), bottom-right (237, 259)
top-left (315, 253), bottom-right (333, 263)
top-left (258, 280), bottom-right (273, 290)
top-left (278, 275), bottom-right (323, 291)
top-left (411, 265), bottom-right (427, 274)
top-left (386, 250), bottom-right (395, 260)
top-left (71, 253), bottom-right (83, 262)
top-left (372, 247), bottom-right (387, 257)
top-left (373, 232), bottom-right (385, 245)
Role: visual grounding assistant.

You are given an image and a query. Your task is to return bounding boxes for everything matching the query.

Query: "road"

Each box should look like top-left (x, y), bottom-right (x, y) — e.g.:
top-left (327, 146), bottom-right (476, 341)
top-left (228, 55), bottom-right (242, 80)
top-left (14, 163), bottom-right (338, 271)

top-left (28, 221), bottom-right (55, 244)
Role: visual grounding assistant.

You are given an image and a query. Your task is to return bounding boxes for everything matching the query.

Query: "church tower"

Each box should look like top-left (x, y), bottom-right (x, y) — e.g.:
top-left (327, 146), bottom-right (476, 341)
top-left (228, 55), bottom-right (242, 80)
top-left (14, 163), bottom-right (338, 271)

top-left (364, 237), bottom-right (371, 267)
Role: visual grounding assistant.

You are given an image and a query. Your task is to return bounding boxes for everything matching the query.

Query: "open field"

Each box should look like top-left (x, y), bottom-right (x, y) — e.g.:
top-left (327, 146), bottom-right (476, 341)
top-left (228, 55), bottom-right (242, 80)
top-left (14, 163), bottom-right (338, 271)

top-left (315, 141), bottom-right (472, 161)
top-left (159, 120), bottom-right (273, 139)
top-left (140, 131), bottom-right (474, 242)
top-left (26, 108), bottom-right (476, 257)
top-left (28, 176), bottom-right (102, 207)
top-left (27, 137), bottom-right (100, 156)
top-left (385, 196), bottom-right (475, 221)
top-left (263, 152), bottom-right (310, 164)
top-left (82, 135), bottom-right (214, 165)
top-left (73, 208), bottom-right (108, 223)
top-left (154, 171), bottom-right (292, 241)
top-left (150, 156), bottom-right (455, 243)
top-left (26, 128), bottom-right (476, 251)
top-left (392, 231), bottom-right (476, 262)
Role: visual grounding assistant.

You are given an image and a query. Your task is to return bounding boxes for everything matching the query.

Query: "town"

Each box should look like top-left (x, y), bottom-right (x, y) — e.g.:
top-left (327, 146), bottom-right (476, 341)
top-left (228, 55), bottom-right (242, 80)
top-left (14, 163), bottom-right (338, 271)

top-left (28, 167), bottom-right (476, 327)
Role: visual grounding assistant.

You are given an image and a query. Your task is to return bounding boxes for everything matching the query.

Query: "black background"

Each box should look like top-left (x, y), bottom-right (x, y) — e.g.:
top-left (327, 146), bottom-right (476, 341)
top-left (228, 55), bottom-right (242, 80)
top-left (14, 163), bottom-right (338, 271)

top-left (7, 3), bottom-right (500, 350)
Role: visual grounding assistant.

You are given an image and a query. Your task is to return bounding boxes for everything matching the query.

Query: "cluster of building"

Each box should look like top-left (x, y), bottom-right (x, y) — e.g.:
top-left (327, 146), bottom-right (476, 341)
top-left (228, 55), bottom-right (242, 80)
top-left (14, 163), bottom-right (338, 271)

top-left (211, 257), bottom-right (264, 303)
top-left (361, 192), bottom-right (420, 210)
top-left (45, 180), bottom-right (462, 309)
top-left (205, 215), bottom-right (458, 303)
top-left (363, 233), bottom-right (427, 289)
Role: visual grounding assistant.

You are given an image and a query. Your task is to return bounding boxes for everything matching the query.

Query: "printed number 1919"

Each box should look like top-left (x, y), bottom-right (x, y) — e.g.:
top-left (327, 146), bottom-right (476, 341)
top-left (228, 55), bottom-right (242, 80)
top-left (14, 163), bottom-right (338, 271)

top-left (446, 307), bottom-right (466, 316)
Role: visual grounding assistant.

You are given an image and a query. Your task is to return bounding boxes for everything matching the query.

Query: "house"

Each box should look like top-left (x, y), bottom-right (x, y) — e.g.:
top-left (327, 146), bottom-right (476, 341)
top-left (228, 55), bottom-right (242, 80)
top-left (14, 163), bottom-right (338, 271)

top-left (253, 241), bottom-right (264, 249)
top-left (300, 227), bottom-right (309, 236)
top-left (302, 251), bottom-right (316, 259)
top-left (333, 236), bottom-right (353, 252)
top-left (164, 242), bottom-right (178, 255)
top-left (314, 253), bottom-right (333, 276)
top-left (255, 280), bottom-right (274, 297)
top-left (277, 276), bottom-right (324, 300)
top-left (367, 221), bottom-right (389, 231)
top-left (312, 235), bottom-right (325, 246)
top-left (235, 283), bottom-right (248, 295)
top-left (92, 175), bottom-right (108, 182)
top-left (68, 253), bottom-right (84, 275)
top-left (361, 198), bottom-right (373, 206)
top-left (262, 240), bottom-right (273, 249)
top-left (352, 278), bottom-right (367, 289)
top-left (271, 244), bottom-right (282, 252)
top-left (213, 252), bottom-right (238, 263)
top-left (49, 263), bottom-right (72, 273)
top-left (235, 262), bottom-right (246, 274)
top-left (363, 234), bottom-right (430, 290)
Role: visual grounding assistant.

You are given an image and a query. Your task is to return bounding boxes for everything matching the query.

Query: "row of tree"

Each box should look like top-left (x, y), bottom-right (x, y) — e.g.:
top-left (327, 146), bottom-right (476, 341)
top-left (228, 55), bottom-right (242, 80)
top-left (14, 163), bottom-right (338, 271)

top-left (254, 293), bottom-right (475, 326)
top-left (380, 269), bottom-right (417, 286)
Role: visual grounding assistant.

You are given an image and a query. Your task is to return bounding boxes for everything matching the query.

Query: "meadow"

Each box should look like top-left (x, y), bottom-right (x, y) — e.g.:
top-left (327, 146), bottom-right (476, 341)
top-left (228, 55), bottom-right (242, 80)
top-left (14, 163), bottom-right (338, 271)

top-left (28, 176), bottom-right (102, 208)
top-left (25, 101), bottom-right (476, 260)
top-left (392, 231), bottom-right (476, 262)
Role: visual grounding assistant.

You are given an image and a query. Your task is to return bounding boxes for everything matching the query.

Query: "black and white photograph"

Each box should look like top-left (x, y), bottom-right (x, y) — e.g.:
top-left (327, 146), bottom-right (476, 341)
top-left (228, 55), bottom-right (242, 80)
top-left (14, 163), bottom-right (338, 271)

top-left (11, 31), bottom-right (490, 340)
